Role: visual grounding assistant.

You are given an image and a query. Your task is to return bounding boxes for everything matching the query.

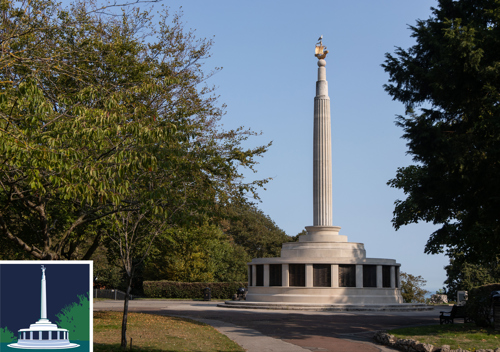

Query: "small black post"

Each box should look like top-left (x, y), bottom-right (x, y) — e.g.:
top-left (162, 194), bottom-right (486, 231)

top-left (491, 291), bottom-right (500, 331)
top-left (494, 302), bottom-right (500, 331)
top-left (203, 287), bottom-right (211, 301)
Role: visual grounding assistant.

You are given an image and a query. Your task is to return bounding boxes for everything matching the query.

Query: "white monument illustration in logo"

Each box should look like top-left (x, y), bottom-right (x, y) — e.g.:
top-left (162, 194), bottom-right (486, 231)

top-left (8, 265), bottom-right (79, 349)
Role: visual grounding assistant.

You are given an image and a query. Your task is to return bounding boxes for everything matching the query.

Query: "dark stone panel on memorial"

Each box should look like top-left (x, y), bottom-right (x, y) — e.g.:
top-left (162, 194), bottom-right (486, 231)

top-left (395, 266), bottom-right (400, 288)
top-left (339, 264), bottom-right (356, 287)
top-left (249, 265), bottom-right (253, 286)
top-left (269, 264), bottom-right (282, 286)
top-left (363, 265), bottom-right (377, 288)
top-left (382, 265), bottom-right (391, 288)
top-left (256, 264), bottom-right (264, 286)
top-left (289, 264), bottom-right (305, 287)
top-left (313, 264), bottom-right (331, 287)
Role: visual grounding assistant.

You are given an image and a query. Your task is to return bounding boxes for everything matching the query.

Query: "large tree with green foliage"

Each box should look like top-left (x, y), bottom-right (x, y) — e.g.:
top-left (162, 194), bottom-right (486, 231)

top-left (383, 0), bottom-right (500, 264)
top-left (1, 0), bottom-right (270, 347)
top-left (0, 0), bottom-right (268, 264)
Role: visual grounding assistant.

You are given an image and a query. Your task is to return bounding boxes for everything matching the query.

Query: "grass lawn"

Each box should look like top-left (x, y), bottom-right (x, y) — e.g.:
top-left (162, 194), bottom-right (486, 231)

top-left (94, 311), bottom-right (244, 352)
top-left (388, 323), bottom-right (500, 351)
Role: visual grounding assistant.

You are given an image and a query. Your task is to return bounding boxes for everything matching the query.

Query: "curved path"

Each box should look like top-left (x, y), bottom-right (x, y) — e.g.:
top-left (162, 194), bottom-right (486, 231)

top-left (94, 300), bottom-right (442, 352)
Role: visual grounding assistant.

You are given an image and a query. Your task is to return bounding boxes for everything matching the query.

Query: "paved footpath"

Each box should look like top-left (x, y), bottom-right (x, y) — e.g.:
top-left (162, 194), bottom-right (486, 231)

top-left (94, 300), bottom-right (442, 352)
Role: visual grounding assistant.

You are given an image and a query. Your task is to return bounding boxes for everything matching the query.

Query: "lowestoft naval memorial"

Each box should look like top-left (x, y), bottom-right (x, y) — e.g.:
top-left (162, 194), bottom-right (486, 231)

top-left (8, 266), bottom-right (79, 349)
top-left (221, 39), bottom-right (420, 309)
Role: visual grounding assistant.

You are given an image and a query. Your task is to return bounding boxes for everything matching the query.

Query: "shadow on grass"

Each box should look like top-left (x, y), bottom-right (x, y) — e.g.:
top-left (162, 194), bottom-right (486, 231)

top-left (94, 342), bottom-right (242, 352)
top-left (388, 323), bottom-right (500, 350)
top-left (94, 311), bottom-right (244, 352)
top-left (140, 312), bottom-right (208, 327)
top-left (94, 343), bottom-right (181, 352)
top-left (131, 298), bottom-right (227, 302)
top-left (389, 322), bottom-right (497, 336)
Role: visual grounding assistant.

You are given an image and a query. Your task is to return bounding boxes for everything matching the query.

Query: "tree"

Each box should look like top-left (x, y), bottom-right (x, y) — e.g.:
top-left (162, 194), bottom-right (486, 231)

top-left (0, 0), bottom-right (269, 262)
top-left (291, 229), bottom-right (307, 242)
top-left (0, 327), bottom-right (16, 343)
top-left (144, 223), bottom-right (249, 283)
top-left (383, 0), bottom-right (500, 264)
top-left (444, 256), bottom-right (500, 300)
top-left (400, 272), bottom-right (430, 303)
top-left (92, 245), bottom-right (124, 289)
top-left (221, 203), bottom-right (293, 259)
top-left (55, 294), bottom-right (90, 341)
top-left (1, 0), bottom-right (270, 348)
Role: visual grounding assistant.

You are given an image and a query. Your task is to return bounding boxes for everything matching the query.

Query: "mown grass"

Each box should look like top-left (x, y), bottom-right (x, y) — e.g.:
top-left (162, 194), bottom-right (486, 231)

top-left (388, 323), bottom-right (500, 351)
top-left (94, 311), bottom-right (244, 352)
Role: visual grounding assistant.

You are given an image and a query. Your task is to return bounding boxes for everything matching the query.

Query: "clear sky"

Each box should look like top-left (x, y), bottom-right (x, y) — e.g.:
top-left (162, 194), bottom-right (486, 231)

top-left (146, 0), bottom-right (448, 293)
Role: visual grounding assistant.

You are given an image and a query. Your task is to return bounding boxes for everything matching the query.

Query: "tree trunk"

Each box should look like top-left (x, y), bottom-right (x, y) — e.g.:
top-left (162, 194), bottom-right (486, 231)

top-left (120, 275), bottom-right (133, 349)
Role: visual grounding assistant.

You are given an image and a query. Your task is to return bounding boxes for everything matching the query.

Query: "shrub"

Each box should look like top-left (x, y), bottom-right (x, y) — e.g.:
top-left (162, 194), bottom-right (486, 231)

top-left (400, 272), bottom-right (429, 303)
top-left (0, 327), bottom-right (16, 343)
top-left (143, 281), bottom-right (247, 299)
top-left (466, 283), bottom-right (500, 327)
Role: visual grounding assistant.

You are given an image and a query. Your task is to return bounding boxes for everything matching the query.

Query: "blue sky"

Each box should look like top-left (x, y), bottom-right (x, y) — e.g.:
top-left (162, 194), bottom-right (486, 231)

top-left (146, 0), bottom-right (448, 292)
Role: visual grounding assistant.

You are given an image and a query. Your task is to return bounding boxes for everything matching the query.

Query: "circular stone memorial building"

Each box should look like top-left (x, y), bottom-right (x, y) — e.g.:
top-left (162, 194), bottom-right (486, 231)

top-left (221, 40), bottom-right (427, 310)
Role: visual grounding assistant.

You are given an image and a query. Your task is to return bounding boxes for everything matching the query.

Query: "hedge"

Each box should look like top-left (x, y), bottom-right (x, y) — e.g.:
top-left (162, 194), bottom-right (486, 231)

top-left (466, 283), bottom-right (500, 327)
top-left (143, 281), bottom-right (248, 299)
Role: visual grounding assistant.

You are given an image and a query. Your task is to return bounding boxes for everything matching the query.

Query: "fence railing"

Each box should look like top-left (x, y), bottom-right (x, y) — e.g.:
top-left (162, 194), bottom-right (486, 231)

top-left (93, 289), bottom-right (132, 300)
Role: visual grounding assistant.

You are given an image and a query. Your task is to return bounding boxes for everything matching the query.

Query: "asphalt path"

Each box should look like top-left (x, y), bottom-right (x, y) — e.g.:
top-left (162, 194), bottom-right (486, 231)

top-left (94, 300), bottom-right (443, 352)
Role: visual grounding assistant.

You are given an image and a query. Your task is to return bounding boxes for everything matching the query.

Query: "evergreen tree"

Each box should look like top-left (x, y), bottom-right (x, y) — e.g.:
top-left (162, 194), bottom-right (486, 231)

top-left (383, 0), bottom-right (500, 264)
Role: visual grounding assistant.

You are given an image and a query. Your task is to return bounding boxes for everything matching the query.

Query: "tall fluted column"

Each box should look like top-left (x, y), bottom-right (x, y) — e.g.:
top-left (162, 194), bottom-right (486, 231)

top-left (40, 265), bottom-right (47, 321)
top-left (313, 58), bottom-right (332, 226)
top-left (304, 39), bottom-right (346, 242)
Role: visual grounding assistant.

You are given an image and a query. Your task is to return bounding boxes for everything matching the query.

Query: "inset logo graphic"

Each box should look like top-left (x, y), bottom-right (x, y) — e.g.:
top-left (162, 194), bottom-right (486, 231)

top-left (0, 261), bottom-right (92, 352)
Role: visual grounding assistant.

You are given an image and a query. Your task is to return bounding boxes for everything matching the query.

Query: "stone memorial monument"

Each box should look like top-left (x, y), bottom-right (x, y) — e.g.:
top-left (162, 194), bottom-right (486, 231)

top-left (221, 39), bottom-right (419, 309)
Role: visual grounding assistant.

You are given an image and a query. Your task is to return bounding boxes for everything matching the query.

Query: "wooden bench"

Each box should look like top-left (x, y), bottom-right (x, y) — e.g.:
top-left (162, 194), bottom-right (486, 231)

top-left (440, 304), bottom-right (472, 324)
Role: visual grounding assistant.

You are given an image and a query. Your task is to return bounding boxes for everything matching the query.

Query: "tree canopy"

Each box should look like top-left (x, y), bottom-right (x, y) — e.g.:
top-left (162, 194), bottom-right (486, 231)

top-left (0, 0), bottom-right (269, 260)
top-left (221, 203), bottom-right (293, 259)
top-left (144, 222), bottom-right (249, 283)
top-left (383, 0), bottom-right (500, 263)
top-left (1, 0), bottom-right (272, 348)
top-left (444, 256), bottom-right (500, 299)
